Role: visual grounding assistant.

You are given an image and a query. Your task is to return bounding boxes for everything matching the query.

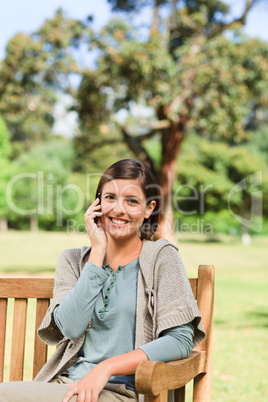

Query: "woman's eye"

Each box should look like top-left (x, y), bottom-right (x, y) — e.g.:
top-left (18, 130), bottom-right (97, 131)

top-left (105, 195), bottom-right (115, 200)
top-left (128, 198), bottom-right (138, 204)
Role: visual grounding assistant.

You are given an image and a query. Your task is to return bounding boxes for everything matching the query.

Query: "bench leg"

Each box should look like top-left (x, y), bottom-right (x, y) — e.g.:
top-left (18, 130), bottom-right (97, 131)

top-left (193, 373), bottom-right (211, 402)
top-left (145, 389), bottom-right (168, 402)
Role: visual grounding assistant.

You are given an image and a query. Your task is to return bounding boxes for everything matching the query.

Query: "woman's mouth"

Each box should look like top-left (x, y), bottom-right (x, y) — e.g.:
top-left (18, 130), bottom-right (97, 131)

top-left (109, 217), bottom-right (130, 226)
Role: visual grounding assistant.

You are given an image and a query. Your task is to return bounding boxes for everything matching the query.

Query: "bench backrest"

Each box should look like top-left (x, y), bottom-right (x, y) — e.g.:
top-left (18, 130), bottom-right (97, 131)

top-left (0, 265), bottom-right (214, 383)
top-left (0, 278), bottom-right (54, 382)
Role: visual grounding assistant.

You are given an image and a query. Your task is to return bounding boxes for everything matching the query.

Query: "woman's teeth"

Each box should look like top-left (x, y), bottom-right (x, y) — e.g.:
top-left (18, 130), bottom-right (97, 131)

top-left (111, 218), bottom-right (129, 225)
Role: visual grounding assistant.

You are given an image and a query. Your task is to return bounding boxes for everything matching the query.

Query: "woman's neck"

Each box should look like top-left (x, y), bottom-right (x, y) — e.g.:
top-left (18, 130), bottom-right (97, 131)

top-left (104, 235), bottom-right (143, 269)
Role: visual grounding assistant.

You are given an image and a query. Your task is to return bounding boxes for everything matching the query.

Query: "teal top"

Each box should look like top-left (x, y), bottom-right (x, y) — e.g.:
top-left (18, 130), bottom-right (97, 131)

top-left (54, 259), bottom-right (194, 391)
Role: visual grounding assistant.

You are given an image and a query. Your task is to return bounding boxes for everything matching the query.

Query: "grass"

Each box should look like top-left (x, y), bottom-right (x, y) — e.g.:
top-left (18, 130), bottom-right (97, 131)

top-left (1, 231), bottom-right (268, 401)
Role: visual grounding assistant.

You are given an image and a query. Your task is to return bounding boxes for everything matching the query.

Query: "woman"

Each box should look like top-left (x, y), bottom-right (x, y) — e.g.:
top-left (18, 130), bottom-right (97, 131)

top-left (0, 159), bottom-right (205, 402)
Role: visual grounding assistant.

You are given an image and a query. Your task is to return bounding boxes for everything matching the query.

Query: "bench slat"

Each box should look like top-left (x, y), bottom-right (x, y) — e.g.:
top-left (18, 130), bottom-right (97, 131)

top-left (0, 278), bottom-right (54, 298)
top-left (33, 299), bottom-right (50, 379)
top-left (9, 298), bottom-right (28, 381)
top-left (0, 299), bottom-right (7, 382)
top-left (189, 278), bottom-right (197, 298)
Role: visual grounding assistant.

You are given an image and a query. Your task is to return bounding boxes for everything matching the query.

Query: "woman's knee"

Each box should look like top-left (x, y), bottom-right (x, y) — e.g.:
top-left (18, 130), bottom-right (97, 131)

top-left (0, 381), bottom-right (77, 402)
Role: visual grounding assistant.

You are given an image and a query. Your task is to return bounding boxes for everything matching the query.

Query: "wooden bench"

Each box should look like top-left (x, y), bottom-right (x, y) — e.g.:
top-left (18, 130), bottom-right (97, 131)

top-left (0, 264), bottom-right (214, 401)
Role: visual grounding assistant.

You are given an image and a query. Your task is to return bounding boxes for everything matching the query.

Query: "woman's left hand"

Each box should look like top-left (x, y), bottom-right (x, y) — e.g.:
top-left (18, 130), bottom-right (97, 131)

top-left (62, 362), bottom-right (111, 402)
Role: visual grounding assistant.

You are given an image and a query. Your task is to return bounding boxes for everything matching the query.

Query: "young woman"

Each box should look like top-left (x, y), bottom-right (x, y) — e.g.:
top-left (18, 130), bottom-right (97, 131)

top-left (0, 159), bottom-right (205, 402)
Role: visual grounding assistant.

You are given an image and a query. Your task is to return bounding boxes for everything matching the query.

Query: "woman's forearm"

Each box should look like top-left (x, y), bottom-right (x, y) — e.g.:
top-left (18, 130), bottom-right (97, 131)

top-left (100, 348), bottom-right (149, 377)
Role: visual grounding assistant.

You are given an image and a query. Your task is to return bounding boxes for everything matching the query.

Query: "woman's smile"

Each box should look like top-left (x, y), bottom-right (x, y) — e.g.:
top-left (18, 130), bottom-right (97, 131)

top-left (109, 217), bottom-right (130, 226)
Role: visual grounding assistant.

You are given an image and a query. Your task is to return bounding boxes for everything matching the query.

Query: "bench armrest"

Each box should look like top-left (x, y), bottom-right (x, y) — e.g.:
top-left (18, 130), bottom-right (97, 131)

top-left (135, 350), bottom-right (207, 396)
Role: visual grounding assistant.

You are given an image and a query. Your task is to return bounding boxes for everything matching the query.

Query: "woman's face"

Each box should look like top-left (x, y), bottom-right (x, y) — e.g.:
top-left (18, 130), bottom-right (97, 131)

top-left (100, 179), bottom-right (156, 240)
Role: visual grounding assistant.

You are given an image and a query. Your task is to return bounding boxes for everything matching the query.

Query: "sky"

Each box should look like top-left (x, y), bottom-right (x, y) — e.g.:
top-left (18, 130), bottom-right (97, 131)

top-left (1, 0), bottom-right (268, 62)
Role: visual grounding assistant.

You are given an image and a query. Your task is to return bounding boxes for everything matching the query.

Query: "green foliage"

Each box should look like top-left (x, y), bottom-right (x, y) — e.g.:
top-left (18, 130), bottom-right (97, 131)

top-left (0, 33), bottom-right (56, 151)
top-left (0, 116), bottom-right (12, 218)
top-left (244, 123), bottom-right (268, 164)
top-left (174, 134), bottom-right (267, 235)
top-left (0, 115), bottom-right (11, 159)
top-left (0, 10), bottom-right (88, 155)
top-left (189, 35), bottom-right (268, 142)
top-left (6, 139), bottom-right (79, 230)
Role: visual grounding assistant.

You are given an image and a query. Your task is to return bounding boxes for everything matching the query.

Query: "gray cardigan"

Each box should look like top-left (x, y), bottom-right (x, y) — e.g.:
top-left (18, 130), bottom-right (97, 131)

top-left (35, 238), bottom-right (205, 400)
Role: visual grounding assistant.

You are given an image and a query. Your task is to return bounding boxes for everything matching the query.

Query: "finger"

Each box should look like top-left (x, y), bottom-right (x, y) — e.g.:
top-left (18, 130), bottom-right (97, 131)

top-left (85, 212), bottom-right (103, 225)
top-left (84, 208), bottom-right (102, 222)
top-left (91, 390), bottom-right (99, 402)
top-left (93, 196), bottom-right (101, 205)
top-left (77, 389), bottom-right (86, 402)
top-left (85, 204), bottom-right (101, 215)
top-left (85, 389), bottom-right (93, 402)
top-left (62, 387), bottom-right (77, 402)
top-left (93, 211), bottom-right (103, 218)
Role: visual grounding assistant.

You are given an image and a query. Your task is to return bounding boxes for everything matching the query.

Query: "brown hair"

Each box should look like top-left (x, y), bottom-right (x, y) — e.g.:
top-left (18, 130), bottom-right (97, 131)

top-left (95, 159), bottom-right (161, 240)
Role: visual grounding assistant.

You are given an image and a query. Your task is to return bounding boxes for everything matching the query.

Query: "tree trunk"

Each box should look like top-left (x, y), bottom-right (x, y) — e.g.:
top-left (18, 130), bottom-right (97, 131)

top-left (155, 121), bottom-right (185, 244)
top-left (0, 217), bottom-right (8, 231)
top-left (30, 215), bottom-right (38, 232)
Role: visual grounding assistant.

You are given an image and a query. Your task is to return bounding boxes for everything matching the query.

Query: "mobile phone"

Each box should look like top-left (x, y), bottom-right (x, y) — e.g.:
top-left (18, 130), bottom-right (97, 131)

top-left (94, 193), bottom-right (101, 224)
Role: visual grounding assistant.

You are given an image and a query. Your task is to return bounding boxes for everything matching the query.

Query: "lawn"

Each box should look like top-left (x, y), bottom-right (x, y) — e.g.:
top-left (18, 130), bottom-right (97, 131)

top-left (1, 231), bottom-right (268, 401)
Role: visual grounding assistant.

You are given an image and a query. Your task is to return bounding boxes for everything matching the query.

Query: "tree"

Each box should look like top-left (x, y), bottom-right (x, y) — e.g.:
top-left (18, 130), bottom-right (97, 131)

top-left (0, 115), bottom-right (12, 230)
top-left (74, 0), bottom-right (268, 240)
top-left (0, 9), bottom-right (87, 157)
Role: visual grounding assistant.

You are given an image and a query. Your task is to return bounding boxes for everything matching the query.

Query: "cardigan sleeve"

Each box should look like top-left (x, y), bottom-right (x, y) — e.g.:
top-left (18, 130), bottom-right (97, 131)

top-left (37, 247), bottom-right (88, 345)
top-left (154, 245), bottom-right (206, 348)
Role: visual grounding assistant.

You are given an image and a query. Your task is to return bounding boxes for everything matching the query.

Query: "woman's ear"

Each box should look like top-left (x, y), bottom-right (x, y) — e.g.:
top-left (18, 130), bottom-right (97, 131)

top-left (145, 200), bottom-right (156, 219)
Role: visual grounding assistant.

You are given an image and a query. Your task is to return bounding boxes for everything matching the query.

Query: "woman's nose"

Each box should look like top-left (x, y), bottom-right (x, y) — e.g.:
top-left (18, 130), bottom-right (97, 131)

top-left (112, 199), bottom-right (125, 215)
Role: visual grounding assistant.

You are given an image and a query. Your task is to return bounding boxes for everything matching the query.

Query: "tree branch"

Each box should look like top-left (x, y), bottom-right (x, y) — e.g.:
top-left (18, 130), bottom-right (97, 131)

top-left (121, 127), bottom-right (156, 174)
top-left (139, 119), bottom-right (171, 130)
top-left (84, 138), bottom-right (121, 152)
top-left (132, 119), bottom-right (171, 141)
top-left (150, 0), bottom-right (161, 37)
top-left (207, 0), bottom-right (258, 39)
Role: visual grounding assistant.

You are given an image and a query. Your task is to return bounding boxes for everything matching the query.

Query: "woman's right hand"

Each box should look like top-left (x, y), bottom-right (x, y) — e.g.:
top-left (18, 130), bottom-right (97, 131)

top-left (84, 196), bottom-right (107, 251)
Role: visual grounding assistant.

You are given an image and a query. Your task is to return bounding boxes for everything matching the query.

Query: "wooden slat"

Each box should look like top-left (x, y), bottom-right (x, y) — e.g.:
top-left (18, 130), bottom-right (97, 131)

top-left (189, 278), bottom-right (197, 299)
top-left (0, 278), bottom-right (54, 298)
top-left (194, 265), bottom-right (215, 401)
top-left (33, 299), bottom-right (50, 379)
top-left (9, 298), bottom-right (28, 381)
top-left (0, 299), bottom-right (7, 382)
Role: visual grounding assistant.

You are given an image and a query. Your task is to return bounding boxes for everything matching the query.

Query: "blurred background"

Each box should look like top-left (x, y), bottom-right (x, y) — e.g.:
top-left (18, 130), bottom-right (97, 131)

top-left (0, 0), bottom-right (267, 400)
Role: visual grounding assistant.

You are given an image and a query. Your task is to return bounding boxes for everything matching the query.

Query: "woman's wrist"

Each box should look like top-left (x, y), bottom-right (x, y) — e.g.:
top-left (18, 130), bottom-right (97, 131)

top-left (88, 247), bottom-right (106, 268)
